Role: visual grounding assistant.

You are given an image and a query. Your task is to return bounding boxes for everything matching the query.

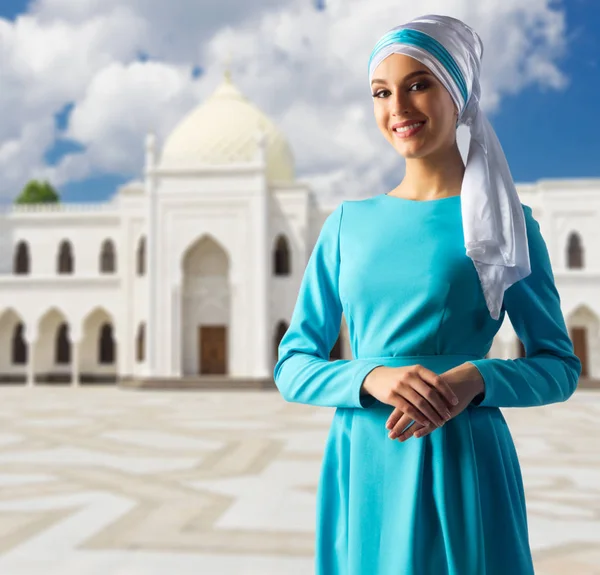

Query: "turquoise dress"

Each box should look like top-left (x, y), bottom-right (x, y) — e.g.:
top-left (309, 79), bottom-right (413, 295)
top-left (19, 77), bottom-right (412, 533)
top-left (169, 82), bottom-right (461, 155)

top-left (273, 193), bottom-right (581, 575)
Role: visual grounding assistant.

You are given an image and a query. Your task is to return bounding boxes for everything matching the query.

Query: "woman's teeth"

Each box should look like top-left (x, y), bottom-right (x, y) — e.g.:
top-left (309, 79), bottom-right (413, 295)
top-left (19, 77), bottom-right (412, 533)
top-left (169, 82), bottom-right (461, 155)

top-left (395, 122), bottom-right (424, 132)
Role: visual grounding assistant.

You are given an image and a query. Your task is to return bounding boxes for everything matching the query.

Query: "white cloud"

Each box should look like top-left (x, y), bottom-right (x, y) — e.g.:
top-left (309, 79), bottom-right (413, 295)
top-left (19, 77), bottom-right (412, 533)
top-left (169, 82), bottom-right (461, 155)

top-left (0, 0), bottom-right (569, 202)
top-left (47, 60), bottom-right (202, 184)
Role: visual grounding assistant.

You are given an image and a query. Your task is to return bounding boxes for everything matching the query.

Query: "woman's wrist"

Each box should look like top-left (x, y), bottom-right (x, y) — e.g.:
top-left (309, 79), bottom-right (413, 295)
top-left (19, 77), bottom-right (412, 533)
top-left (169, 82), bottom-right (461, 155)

top-left (361, 366), bottom-right (384, 395)
top-left (462, 362), bottom-right (485, 400)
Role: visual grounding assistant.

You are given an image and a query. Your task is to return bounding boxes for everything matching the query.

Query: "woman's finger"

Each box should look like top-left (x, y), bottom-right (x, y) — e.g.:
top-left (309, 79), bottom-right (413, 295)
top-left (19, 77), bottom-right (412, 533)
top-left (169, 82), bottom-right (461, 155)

top-left (417, 366), bottom-right (459, 407)
top-left (410, 377), bottom-right (453, 423)
top-left (398, 420), bottom-right (438, 441)
top-left (389, 412), bottom-right (430, 439)
top-left (400, 376), bottom-right (447, 427)
top-left (388, 394), bottom-right (431, 428)
top-left (385, 406), bottom-right (403, 430)
top-left (412, 422), bottom-right (436, 439)
top-left (397, 420), bottom-right (427, 442)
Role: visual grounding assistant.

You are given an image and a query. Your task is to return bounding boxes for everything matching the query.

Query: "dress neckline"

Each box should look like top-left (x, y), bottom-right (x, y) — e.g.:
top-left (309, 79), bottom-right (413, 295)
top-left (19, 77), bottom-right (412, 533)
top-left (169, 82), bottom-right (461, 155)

top-left (380, 192), bottom-right (461, 204)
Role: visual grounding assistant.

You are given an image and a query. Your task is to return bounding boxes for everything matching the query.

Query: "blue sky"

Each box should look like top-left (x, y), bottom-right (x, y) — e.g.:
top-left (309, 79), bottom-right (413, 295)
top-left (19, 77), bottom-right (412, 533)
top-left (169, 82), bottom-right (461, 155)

top-left (1, 0), bottom-right (599, 203)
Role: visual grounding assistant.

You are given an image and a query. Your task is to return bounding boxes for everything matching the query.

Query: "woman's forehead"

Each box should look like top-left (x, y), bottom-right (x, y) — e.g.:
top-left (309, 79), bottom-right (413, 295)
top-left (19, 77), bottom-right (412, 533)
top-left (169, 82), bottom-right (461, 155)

top-left (371, 55), bottom-right (435, 82)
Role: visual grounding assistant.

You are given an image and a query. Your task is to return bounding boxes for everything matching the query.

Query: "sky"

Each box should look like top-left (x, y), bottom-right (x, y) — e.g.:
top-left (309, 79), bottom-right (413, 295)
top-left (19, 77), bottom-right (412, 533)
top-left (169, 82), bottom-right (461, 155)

top-left (0, 0), bottom-right (598, 205)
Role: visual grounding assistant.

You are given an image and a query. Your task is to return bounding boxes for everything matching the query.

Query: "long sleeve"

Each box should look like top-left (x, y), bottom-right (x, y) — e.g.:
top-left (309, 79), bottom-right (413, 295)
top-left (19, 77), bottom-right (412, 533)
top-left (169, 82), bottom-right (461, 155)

top-left (468, 205), bottom-right (581, 408)
top-left (273, 202), bottom-right (383, 408)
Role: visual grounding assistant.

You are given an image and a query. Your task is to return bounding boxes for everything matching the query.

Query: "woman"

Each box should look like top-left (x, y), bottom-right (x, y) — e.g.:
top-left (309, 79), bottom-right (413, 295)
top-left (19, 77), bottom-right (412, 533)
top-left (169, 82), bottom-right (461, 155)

top-left (273, 14), bottom-right (581, 575)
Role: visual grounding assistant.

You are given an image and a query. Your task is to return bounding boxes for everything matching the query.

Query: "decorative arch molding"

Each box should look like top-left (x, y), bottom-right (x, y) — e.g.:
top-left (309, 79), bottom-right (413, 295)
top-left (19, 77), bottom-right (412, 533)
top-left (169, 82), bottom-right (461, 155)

top-left (179, 233), bottom-right (232, 377)
top-left (566, 303), bottom-right (600, 332)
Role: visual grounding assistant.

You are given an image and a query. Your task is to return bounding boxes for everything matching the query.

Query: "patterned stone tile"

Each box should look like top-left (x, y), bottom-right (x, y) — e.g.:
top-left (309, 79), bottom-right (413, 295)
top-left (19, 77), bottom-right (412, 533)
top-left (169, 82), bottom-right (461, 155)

top-left (0, 386), bottom-right (597, 574)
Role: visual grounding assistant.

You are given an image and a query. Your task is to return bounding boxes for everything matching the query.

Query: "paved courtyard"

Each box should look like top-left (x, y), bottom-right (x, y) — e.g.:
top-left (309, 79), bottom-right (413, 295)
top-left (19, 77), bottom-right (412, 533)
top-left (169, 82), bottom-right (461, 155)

top-left (0, 386), bottom-right (598, 575)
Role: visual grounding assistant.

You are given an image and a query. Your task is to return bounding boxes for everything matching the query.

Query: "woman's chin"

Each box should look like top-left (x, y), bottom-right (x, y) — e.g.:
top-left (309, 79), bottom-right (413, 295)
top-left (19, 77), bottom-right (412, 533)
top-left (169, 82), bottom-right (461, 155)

top-left (394, 142), bottom-right (429, 159)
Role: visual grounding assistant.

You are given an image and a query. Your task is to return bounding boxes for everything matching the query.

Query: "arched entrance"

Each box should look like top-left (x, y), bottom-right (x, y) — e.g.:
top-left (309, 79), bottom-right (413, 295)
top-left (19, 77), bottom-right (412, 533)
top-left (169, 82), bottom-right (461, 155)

top-left (181, 236), bottom-right (231, 376)
top-left (0, 309), bottom-right (26, 383)
top-left (37, 308), bottom-right (70, 383)
top-left (81, 308), bottom-right (117, 383)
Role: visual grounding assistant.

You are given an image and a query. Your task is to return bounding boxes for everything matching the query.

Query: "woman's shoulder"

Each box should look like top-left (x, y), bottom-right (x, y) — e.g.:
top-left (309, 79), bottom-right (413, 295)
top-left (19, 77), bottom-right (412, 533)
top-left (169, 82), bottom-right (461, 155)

top-left (338, 195), bottom-right (382, 217)
top-left (321, 196), bottom-right (381, 227)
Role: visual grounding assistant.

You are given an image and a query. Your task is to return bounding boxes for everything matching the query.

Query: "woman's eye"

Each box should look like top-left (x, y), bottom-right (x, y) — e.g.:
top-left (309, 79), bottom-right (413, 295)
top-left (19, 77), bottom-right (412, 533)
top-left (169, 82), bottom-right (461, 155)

top-left (372, 83), bottom-right (428, 98)
top-left (372, 89), bottom-right (389, 98)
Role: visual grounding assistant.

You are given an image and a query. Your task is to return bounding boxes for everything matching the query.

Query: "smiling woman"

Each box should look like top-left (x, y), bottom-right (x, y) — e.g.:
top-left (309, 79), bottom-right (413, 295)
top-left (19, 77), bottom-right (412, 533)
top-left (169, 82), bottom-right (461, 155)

top-left (273, 13), bottom-right (581, 575)
top-left (371, 59), bottom-right (458, 162)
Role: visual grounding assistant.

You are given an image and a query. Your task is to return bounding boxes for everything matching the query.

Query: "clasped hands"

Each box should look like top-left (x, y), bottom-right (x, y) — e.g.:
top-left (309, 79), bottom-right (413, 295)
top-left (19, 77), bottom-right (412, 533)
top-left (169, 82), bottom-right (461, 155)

top-left (360, 363), bottom-right (485, 442)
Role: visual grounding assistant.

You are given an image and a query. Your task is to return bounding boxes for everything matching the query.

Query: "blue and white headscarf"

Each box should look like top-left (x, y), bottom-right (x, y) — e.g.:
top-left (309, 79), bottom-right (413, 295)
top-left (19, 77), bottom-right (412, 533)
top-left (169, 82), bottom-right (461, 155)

top-left (368, 14), bottom-right (531, 320)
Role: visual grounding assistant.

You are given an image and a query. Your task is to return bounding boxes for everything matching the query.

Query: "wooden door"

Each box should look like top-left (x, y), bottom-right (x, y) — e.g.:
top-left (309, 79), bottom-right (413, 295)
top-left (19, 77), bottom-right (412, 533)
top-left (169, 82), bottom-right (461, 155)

top-left (199, 326), bottom-right (227, 375)
top-left (570, 327), bottom-right (588, 377)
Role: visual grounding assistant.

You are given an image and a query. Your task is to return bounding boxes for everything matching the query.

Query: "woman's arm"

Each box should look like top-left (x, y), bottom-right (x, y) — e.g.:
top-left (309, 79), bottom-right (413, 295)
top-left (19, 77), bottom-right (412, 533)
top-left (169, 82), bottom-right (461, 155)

top-left (273, 202), bottom-right (383, 408)
top-left (467, 205), bottom-right (581, 408)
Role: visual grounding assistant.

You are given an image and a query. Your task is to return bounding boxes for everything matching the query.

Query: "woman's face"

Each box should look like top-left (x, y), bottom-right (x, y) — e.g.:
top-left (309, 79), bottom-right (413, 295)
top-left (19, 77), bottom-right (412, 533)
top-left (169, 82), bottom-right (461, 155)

top-left (371, 53), bottom-right (458, 159)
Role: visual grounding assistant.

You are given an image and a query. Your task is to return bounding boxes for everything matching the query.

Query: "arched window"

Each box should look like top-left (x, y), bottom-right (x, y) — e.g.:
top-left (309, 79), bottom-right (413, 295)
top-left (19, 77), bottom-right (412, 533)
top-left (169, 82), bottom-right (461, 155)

top-left (57, 240), bottom-right (74, 274)
top-left (273, 320), bottom-right (288, 364)
top-left (100, 239), bottom-right (116, 273)
top-left (136, 322), bottom-right (145, 362)
top-left (567, 232), bottom-right (584, 269)
top-left (273, 235), bottom-right (291, 276)
top-left (137, 236), bottom-right (146, 276)
top-left (11, 323), bottom-right (27, 364)
top-left (99, 323), bottom-right (115, 364)
top-left (56, 323), bottom-right (70, 364)
top-left (13, 241), bottom-right (30, 275)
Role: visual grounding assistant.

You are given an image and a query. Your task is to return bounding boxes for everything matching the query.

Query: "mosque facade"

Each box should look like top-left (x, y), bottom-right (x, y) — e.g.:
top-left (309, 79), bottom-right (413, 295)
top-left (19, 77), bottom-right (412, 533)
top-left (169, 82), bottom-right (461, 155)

top-left (0, 74), bottom-right (596, 386)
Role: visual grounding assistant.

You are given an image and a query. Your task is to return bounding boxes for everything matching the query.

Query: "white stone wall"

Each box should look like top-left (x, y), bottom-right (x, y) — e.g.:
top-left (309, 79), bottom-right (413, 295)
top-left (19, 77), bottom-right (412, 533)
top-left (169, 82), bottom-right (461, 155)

top-left (0, 175), bottom-right (598, 384)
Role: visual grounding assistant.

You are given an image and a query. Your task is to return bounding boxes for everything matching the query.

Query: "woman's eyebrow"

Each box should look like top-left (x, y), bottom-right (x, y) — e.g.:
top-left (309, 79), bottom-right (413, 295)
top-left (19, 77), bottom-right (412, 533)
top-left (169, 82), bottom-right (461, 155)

top-left (370, 70), bottom-right (432, 86)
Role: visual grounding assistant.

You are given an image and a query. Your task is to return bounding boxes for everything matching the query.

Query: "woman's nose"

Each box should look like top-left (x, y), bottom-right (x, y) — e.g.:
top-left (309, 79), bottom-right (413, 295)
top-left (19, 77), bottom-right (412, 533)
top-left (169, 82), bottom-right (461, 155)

top-left (390, 91), bottom-right (411, 115)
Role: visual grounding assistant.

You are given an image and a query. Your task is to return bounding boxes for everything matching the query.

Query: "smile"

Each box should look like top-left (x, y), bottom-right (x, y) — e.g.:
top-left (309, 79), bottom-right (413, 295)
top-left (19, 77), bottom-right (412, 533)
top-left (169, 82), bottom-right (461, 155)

top-left (392, 121), bottom-right (426, 138)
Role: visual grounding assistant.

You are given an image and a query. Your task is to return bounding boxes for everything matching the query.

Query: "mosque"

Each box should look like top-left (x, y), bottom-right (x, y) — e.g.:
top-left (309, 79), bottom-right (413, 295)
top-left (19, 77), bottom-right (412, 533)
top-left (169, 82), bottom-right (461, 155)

top-left (0, 71), bottom-right (596, 387)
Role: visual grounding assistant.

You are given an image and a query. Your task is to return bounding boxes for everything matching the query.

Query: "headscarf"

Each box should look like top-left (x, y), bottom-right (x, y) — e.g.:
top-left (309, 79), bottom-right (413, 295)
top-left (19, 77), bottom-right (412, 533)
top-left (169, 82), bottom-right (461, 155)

top-left (368, 14), bottom-right (531, 320)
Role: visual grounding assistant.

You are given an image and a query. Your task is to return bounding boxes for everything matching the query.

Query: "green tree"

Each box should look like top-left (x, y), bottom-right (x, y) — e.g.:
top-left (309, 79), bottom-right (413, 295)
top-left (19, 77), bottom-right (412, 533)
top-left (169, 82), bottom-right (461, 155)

top-left (15, 179), bottom-right (60, 204)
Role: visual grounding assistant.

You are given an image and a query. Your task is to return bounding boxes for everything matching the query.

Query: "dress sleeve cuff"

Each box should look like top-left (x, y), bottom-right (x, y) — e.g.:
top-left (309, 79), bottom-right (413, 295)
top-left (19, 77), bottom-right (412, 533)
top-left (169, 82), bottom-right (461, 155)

top-left (353, 362), bottom-right (384, 408)
top-left (466, 360), bottom-right (490, 407)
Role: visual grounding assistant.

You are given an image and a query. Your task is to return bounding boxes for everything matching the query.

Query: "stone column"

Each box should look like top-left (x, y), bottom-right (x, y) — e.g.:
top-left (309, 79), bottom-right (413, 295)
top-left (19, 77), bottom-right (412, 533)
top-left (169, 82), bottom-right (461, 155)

top-left (145, 132), bottom-right (158, 377)
top-left (71, 341), bottom-right (80, 387)
top-left (70, 323), bottom-right (82, 387)
top-left (253, 130), bottom-right (271, 378)
top-left (171, 283), bottom-right (182, 377)
top-left (24, 325), bottom-right (37, 388)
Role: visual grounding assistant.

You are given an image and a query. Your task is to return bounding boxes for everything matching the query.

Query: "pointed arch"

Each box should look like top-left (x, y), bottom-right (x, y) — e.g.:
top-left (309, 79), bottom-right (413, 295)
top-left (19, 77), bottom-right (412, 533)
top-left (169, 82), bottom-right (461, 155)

top-left (100, 239), bottom-right (116, 273)
top-left (55, 322), bottom-right (70, 364)
top-left (11, 322), bottom-right (27, 365)
top-left (567, 232), bottom-right (584, 269)
top-left (57, 240), bottom-right (74, 274)
top-left (273, 234), bottom-right (291, 276)
top-left (13, 241), bottom-right (30, 275)
top-left (98, 322), bottom-right (115, 364)
top-left (180, 234), bottom-right (230, 376)
top-left (273, 320), bottom-right (288, 364)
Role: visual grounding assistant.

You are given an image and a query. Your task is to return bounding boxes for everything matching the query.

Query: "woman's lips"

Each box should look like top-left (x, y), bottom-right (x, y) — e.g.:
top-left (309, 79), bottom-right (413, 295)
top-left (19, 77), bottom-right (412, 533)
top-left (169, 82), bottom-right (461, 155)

top-left (392, 121), bottom-right (426, 139)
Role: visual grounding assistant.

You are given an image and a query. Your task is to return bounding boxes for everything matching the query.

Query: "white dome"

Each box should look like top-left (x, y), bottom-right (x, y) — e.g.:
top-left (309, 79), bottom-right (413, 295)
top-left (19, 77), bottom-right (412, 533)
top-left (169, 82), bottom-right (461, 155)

top-left (161, 73), bottom-right (295, 184)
